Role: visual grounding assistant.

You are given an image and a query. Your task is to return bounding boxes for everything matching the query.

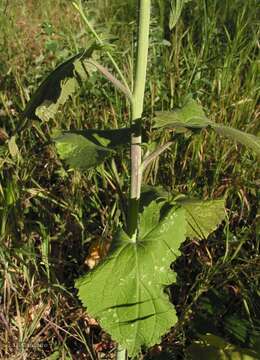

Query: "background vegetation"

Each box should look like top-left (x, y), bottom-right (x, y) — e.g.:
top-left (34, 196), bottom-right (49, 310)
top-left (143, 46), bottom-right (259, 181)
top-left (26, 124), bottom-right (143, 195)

top-left (0, 0), bottom-right (259, 359)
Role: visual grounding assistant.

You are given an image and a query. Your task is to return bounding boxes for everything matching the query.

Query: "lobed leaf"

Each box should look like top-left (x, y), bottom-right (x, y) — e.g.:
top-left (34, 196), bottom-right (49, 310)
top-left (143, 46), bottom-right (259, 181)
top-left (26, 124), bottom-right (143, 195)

top-left (154, 97), bottom-right (210, 130)
top-left (176, 198), bottom-right (226, 239)
top-left (76, 202), bottom-right (186, 357)
top-left (54, 133), bottom-right (114, 170)
top-left (154, 98), bottom-right (260, 155)
top-left (140, 186), bottom-right (226, 240)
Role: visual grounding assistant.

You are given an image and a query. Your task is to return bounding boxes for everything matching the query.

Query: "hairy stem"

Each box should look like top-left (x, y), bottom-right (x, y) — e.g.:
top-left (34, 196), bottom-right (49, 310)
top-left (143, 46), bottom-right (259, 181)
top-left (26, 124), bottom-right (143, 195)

top-left (127, 0), bottom-right (151, 238)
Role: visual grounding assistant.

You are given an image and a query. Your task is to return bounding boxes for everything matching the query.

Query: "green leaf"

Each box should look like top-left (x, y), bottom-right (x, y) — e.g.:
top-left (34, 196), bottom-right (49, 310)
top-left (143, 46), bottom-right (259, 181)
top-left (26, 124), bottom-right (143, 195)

top-left (154, 98), bottom-right (260, 155)
top-left (54, 132), bottom-right (115, 170)
top-left (23, 45), bottom-right (98, 121)
top-left (76, 203), bottom-right (186, 357)
top-left (211, 124), bottom-right (260, 156)
top-left (154, 98), bottom-right (210, 130)
top-left (169, 0), bottom-right (192, 30)
top-left (223, 315), bottom-right (260, 351)
top-left (187, 334), bottom-right (260, 360)
top-left (8, 136), bottom-right (19, 158)
top-left (176, 198), bottom-right (226, 239)
top-left (140, 185), bottom-right (168, 211)
top-left (53, 128), bottom-right (130, 170)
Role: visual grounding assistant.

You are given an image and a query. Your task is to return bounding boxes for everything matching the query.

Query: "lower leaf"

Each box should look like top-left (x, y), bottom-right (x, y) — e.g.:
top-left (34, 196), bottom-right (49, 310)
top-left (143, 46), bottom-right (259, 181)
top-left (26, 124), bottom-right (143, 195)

top-left (76, 204), bottom-right (186, 357)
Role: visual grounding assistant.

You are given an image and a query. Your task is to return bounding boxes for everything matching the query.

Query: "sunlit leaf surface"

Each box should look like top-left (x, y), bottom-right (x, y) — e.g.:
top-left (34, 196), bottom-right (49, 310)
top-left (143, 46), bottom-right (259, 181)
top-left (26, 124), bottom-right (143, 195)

top-left (154, 98), bottom-right (260, 155)
top-left (76, 203), bottom-right (186, 357)
top-left (176, 198), bottom-right (226, 239)
top-left (23, 46), bottom-right (97, 121)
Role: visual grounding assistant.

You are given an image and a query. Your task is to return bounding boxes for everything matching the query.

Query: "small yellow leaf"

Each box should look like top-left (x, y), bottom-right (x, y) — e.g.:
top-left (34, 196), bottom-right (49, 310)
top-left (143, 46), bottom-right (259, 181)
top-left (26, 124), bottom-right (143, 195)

top-left (8, 136), bottom-right (19, 158)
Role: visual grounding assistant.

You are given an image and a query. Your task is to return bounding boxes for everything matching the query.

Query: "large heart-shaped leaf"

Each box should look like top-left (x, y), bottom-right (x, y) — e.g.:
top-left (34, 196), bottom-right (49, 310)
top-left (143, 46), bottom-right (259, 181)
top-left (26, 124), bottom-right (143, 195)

top-left (76, 202), bottom-right (186, 357)
top-left (154, 98), bottom-right (260, 155)
top-left (53, 128), bottom-right (130, 170)
top-left (23, 45), bottom-right (98, 121)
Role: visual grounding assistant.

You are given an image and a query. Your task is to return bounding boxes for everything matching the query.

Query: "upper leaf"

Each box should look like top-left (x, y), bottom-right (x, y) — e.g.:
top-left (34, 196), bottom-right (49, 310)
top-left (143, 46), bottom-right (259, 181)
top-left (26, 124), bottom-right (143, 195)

top-left (23, 46), bottom-right (97, 121)
top-left (53, 128), bottom-right (130, 170)
top-left (153, 98), bottom-right (260, 155)
top-left (76, 202), bottom-right (186, 357)
top-left (154, 97), bottom-right (211, 130)
top-left (54, 132), bottom-right (114, 170)
top-left (212, 124), bottom-right (260, 156)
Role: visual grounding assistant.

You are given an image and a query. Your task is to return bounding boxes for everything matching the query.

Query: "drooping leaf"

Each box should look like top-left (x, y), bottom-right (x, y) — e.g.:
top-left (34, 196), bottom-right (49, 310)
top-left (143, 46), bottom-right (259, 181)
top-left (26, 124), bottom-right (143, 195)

top-left (53, 128), bottom-right (130, 170)
top-left (54, 132), bottom-right (115, 170)
top-left (176, 198), bottom-right (226, 239)
top-left (23, 45), bottom-right (98, 121)
top-left (187, 334), bottom-right (260, 360)
top-left (154, 98), bottom-right (260, 155)
top-left (211, 124), bottom-right (260, 156)
top-left (76, 202), bottom-right (186, 357)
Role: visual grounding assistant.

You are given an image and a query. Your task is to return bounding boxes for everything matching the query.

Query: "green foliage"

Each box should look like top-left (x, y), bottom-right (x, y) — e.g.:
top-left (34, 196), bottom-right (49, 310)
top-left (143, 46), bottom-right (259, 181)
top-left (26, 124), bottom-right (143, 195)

top-left (140, 187), bottom-right (226, 240)
top-left (169, 0), bottom-right (191, 30)
top-left (187, 334), bottom-right (260, 360)
top-left (23, 46), bottom-right (98, 121)
top-left (154, 98), bottom-right (260, 155)
top-left (154, 97), bottom-right (211, 130)
top-left (76, 203), bottom-right (186, 357)
top-left (55, 132), bottom-right (113, 170)
top-left (176, 198), bottom-right (226, 239)
top-left (54, 128), bottom-right (130, 170)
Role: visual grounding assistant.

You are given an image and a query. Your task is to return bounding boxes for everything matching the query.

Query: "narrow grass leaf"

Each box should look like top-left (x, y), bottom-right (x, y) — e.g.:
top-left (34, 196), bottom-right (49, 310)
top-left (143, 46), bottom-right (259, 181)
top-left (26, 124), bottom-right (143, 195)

top-left (8, 136), bottom-right (19, 158)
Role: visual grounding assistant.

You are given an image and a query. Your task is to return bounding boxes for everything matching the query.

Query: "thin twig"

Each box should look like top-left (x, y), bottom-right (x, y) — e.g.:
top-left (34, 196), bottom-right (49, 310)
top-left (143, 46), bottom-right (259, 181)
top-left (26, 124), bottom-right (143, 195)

top-left (86, 59), bottom-right (133, 101)
top-left (142, 141), bottom-right (173, 170)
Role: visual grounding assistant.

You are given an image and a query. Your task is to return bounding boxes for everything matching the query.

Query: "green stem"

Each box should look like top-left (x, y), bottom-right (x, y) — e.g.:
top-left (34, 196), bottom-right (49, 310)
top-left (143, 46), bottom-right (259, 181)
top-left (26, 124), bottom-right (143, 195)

top-left (117, 346), bottom-right (127, 360)
top-left (73, 1), bottom-right (131, 94)
top-left (127, 0), bottom-right (151, 237)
